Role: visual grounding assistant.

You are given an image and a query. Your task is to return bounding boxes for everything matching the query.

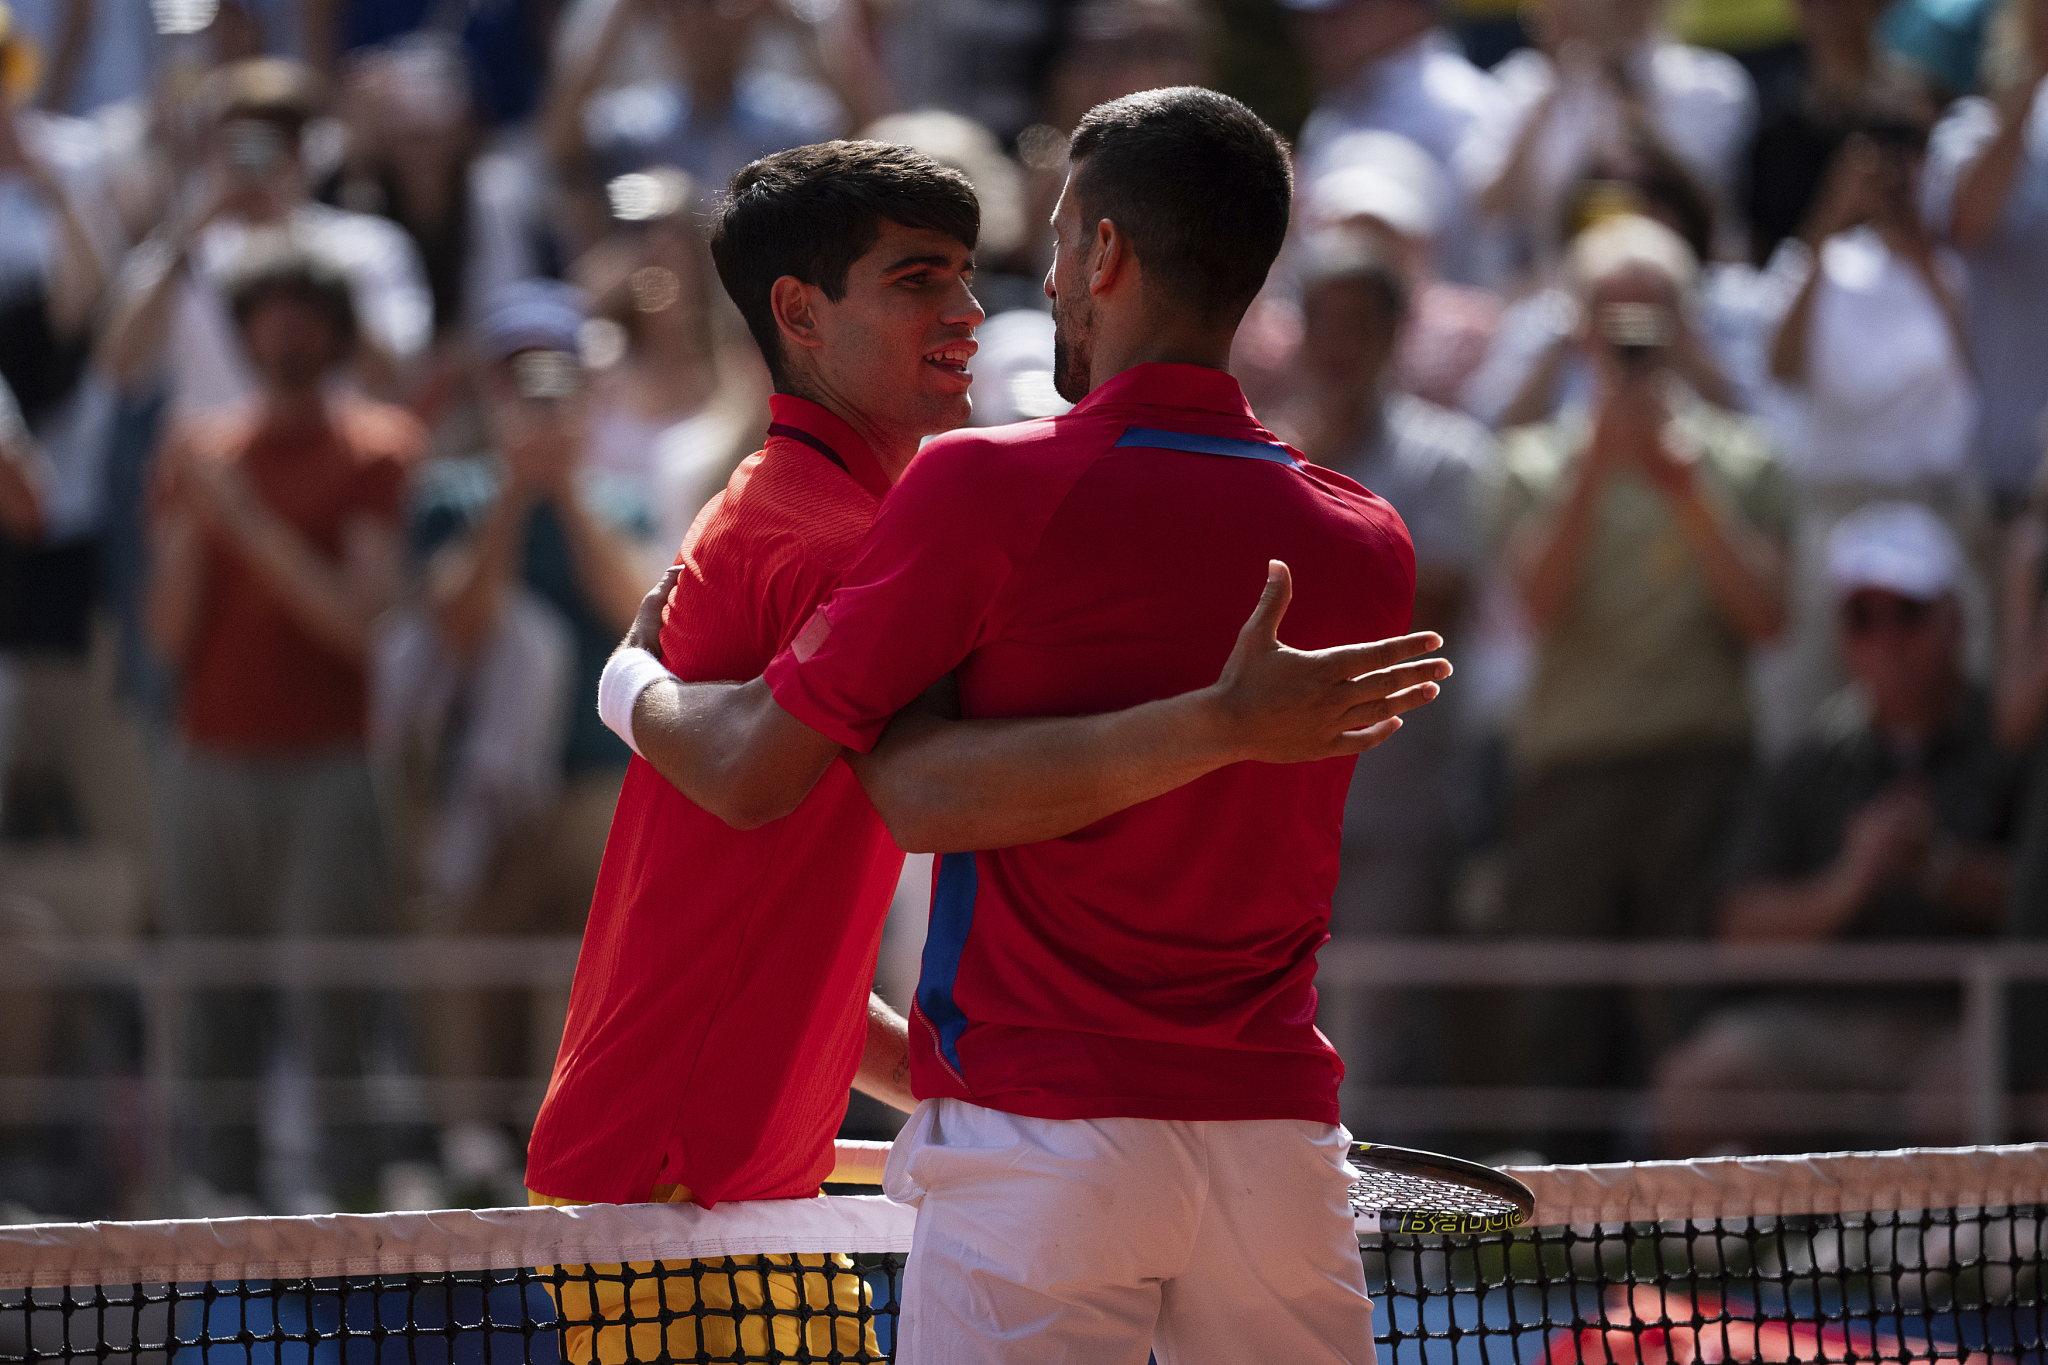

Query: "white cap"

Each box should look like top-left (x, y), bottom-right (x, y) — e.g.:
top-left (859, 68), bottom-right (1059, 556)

top-left (1308, 132), bottom-right (1445, 241)
top-left (1825, 501), bottom-right (1964, 602)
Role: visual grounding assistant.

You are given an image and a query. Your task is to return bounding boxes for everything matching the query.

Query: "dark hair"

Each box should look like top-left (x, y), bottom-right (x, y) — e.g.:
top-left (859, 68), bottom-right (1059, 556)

top-left (226, 242), bottom-right (359, 354)
top-left (709, 141), bottom-right (979, 385)
top-left (1068, 86), bottom-right (1292, 322)
top-left (1563, 132), bottom-right (1716, 263)
top-left (1298, 231), bottom-right (1409, 331)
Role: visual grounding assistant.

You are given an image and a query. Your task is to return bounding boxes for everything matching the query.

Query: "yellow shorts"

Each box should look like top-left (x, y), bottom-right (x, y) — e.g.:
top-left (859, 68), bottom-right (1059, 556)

top-left (530, 1189), bottom-right (881, 1364)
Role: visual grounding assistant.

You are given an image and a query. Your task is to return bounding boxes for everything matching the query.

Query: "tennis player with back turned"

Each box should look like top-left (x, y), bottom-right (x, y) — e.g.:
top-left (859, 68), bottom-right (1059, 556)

top-left (528, 135), bottom-right (1445, 1362)
top-left (608, 90), bottom-right (1418, 1362)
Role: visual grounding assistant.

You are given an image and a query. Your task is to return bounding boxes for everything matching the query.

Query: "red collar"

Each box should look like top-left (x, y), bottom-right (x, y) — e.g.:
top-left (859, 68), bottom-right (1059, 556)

top-left (765, 394), bottom-right (894, 499)
top-left (1068, 363), bottom-right (1262, 424)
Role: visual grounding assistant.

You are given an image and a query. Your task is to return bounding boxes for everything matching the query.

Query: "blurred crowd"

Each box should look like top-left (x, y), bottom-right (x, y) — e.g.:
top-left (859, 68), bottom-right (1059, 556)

top-left (0, 0), bottom-right (2045, 1218)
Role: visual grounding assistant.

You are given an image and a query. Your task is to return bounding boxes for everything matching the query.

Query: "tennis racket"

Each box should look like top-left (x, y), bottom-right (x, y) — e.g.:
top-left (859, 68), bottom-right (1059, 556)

top-left (1349, 1142), bottom-right (1535, 1237)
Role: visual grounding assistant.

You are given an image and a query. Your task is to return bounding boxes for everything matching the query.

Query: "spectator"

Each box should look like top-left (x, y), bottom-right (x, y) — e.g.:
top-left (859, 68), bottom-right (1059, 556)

top-left (144, 244), bottom-right (423, 1213)
top-left (1472, 0), bottom-right (1758, 265)
top-left (100, 56), bottom-right (433, 416)
top-left (1998, 470), bottom-right (2048, 1112)
top-left (1464, 138), bottom-right (1765, 430)
top-left (1880, 0), bottom-right (1999, 101)
top-left (320, 0), bottom-right (560, 128)
top-left (568, 166), bottom-right (762, 546)
top-left (1745, 0), bottom-right (1926, 267)
top-left (390, 280), bottom-right (656, 1121)
top-left (332, 35), bottom-right (539, 344)
top-left (1763, 102), bottom-right (1979, 751)
top-left (1284, 0), bottom-right (1507, 287)
top-left (1654, 502), bottom-right (2015, 1156)
top-left (540, 0), bottom-right (841, 198)
top-left (1923, 0), bottom-right (2048, 518)
top-left (862, 110), bottom-right (1041, 314)
top-left (1493, 214), bottom-right (1791, 1160)
top-left (18, 0), bottom-right (161, 117)
top-left (1284, 233), bottom-right (1498, 1091)
top-left (1041, 0), bottom-right (1211, 138)
top-left (1304, 132), bottom-right (1502, 411)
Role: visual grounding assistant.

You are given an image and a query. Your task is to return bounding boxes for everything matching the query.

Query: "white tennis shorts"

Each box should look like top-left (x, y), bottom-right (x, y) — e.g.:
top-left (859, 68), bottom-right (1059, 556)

top-left (883, 1098), bottom-right (1376, 1365)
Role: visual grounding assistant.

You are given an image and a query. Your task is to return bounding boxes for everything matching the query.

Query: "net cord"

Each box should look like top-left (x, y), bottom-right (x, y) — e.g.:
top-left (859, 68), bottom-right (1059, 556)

top-left (1507, 1141), bottom-right (2048, 1226)
top-left (2, 1142), bottom-right (2043, 1291)
top-left (0, 1195), bottom-right (916, 1291)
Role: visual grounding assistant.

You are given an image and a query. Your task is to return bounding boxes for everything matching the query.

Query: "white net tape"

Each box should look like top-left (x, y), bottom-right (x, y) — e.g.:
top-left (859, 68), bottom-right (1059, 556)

top-left (2, 1143), bottom-right (2043, 1291)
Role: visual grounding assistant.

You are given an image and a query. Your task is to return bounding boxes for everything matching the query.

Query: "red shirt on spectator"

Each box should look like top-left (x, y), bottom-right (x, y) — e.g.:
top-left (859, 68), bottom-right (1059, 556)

top-left (168, 397), bottom-right (421, 752)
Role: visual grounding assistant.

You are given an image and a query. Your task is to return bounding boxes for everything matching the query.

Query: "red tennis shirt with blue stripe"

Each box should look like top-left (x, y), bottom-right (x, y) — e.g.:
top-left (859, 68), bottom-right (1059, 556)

top-left (764, 363), bottom-right (1416, 1124)
top-left (525, 395), bottom-right (906, 1208)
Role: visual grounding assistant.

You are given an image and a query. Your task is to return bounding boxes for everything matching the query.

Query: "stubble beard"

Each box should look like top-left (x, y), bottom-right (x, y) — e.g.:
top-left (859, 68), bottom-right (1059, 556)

top-left (1051, 292), bottom-right (1093, 404)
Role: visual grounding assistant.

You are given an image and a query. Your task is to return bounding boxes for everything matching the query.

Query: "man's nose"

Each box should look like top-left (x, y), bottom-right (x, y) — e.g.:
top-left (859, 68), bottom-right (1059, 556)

top-left (949, 279), bottom-right (986, 328)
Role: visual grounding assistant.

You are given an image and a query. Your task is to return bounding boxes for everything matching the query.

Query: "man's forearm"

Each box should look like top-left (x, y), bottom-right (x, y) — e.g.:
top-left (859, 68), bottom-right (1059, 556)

top-left (631, 674), bottom-right (842, 830)
top-left (1950, 84), bottom-right (2038, 249)
top-left (847, 580), bottom-right (1448, 854)
top-left (849, 690), bottom-right (1243, 854)
top-left (851, 992), bottom-right (914, 1114)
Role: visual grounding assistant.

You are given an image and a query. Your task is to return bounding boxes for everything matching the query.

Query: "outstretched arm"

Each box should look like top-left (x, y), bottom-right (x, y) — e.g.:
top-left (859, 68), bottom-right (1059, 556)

top-left (845, 562), bottom-right (1448, 852)
top-left (615, 561), bottom-right (1449, 845)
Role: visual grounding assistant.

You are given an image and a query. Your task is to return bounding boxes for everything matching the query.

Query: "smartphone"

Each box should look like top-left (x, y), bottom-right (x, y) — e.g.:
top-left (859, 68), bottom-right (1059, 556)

top-left (224, 119), bottom-right (286, 179)
top-left (511, 350), bottom-right (583, 404)
top-left (1596, 301), bottom-right (1672, 374)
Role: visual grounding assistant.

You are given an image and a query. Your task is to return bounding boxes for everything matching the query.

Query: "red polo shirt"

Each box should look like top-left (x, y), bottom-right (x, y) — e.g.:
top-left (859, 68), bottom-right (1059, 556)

top-left (525, 395), bottom-right (906, 1208)
top-left (766, 364), bottom-right (1416, 1125)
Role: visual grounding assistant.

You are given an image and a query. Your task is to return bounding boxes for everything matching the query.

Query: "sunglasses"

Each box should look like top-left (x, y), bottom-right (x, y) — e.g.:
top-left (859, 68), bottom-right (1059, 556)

top-left (1843, 593), bottom-right (1933, 635)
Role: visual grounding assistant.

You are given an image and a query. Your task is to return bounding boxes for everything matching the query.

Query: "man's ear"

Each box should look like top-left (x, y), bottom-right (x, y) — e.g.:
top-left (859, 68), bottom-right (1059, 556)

top-left (1088, 218), bottom-right (1133, 298)
top-left (770, 275), bottom-right (825, 356)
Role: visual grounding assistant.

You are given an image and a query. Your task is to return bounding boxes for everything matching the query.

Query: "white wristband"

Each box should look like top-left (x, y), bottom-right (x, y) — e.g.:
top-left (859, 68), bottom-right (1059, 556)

top-left (598, 647), bottom-right (675, 759)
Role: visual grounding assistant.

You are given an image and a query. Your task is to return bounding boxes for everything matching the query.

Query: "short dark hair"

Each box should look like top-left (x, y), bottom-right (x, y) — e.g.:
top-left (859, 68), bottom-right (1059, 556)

top-left (1068, 87), bottom-right (1292, 322)
top-left (709, 141), bottom-right (980, 386)
top-left (226, 242), bottom-right (359, 353)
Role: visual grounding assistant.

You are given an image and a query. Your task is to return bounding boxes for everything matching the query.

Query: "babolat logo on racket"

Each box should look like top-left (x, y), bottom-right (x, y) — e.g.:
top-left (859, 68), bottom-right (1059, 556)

top-left (1365, 1208), bottom-right (1531, 1237)
top-left (1347, 1142), bottom-right (1536, 1239)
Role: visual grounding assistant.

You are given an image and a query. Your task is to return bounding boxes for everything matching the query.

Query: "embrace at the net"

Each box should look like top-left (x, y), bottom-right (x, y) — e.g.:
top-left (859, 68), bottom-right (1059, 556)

top-left (6, 0), bottom-right (2048, 1352)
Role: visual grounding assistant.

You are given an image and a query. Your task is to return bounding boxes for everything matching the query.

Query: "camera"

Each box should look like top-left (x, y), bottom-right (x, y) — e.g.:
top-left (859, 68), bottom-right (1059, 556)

top-left (224, 119), bottom-right (287, 180)
top-left (511, 350), bottom-right (583, 404)
top-left (1596, 301), bottom-right (1673, 374)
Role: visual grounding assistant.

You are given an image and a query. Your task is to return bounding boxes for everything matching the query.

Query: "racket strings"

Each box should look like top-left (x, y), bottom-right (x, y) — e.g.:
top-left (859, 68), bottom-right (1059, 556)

top-left (1346, 1167), bottom-right (1524, 1218)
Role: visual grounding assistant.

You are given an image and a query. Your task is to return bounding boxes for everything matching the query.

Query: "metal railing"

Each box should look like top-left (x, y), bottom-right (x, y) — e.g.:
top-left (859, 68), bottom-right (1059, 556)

top-left (0, 935), bottom-right (2041, 1205)
top-left (1315, 938), bottom-right (2048, 1145)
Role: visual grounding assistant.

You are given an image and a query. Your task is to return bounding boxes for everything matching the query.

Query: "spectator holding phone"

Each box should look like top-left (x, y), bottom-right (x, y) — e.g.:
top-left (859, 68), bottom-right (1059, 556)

top-left (100, 57), bottom-right (432, 415)
top-left (1492, 213), bottom-right (1791, 1160)
top-left (395, 281), bottom-right (659, 1133)
top-left (1765, 104), bottom-right (1978, 750)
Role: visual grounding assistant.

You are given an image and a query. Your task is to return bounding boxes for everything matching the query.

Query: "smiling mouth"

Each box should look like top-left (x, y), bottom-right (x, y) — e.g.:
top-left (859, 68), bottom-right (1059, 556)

top-left (924, 342), bottom-right (976, 376)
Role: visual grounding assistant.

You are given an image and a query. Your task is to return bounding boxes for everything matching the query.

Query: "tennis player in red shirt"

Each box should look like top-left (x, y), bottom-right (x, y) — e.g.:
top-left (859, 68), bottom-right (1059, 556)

top-left (528, 137), bottom-right (1442, 1363)
top-left (607, 92), bottom-right (1427, 1363)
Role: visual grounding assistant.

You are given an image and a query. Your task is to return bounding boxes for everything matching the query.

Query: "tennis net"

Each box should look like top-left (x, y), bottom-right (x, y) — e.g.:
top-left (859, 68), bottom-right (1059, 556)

top-left (2, 1142), bottom-right (2042, 1364)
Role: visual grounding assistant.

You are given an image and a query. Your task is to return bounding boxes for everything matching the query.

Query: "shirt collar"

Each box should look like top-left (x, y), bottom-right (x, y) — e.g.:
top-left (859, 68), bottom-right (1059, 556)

top-left (1069, 362), bottom-right (1263, 425)
top-left (765, 393), bottom-right (893, 499)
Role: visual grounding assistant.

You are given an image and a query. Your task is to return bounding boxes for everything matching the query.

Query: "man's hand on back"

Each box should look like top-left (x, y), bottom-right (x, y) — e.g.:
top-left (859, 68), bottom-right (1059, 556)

top-left (1204, 560), bottom-right (1450, 765)
top-left (623, 561), bottom-right (683, 661)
